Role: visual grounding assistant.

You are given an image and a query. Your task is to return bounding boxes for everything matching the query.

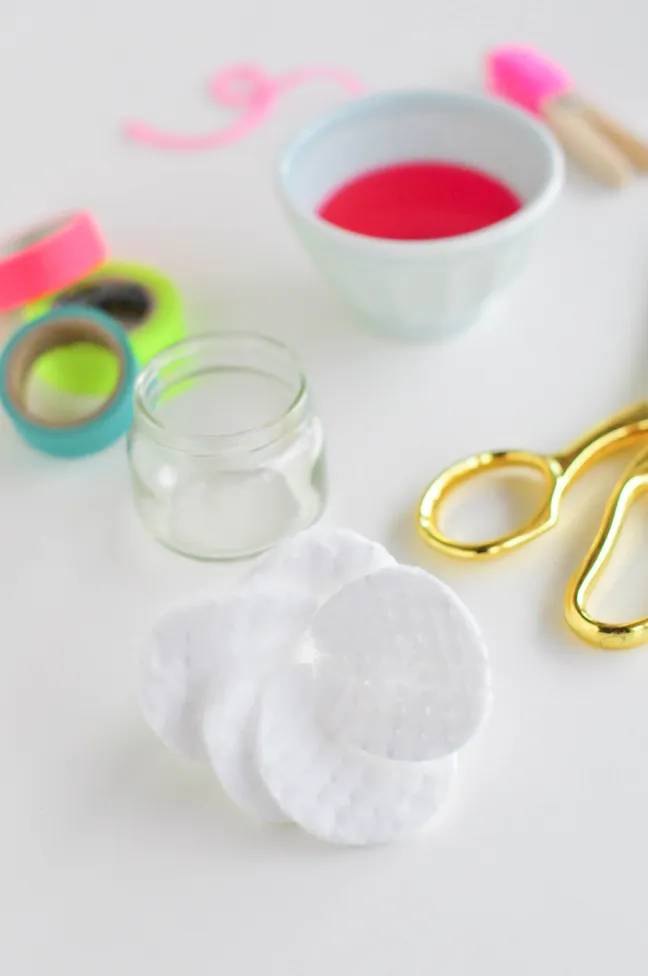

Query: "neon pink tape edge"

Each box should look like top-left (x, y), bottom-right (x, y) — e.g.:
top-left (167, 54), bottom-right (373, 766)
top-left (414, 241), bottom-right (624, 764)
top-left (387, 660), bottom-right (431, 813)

top-left (125, 63), bottom-right (364, 152)
top-left (0, 212), bottom-right (107, 313)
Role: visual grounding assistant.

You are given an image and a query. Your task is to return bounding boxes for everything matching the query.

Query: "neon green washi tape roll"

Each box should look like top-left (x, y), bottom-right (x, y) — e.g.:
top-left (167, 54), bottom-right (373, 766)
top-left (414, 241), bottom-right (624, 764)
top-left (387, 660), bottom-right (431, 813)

top-left (25, 261), bottom-right (185, 396)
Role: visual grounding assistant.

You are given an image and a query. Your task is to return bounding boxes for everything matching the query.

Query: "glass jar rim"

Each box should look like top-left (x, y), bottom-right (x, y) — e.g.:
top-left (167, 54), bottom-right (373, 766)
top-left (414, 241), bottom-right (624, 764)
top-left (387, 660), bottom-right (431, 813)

top-left (133, 331), bottom-right (309, 453)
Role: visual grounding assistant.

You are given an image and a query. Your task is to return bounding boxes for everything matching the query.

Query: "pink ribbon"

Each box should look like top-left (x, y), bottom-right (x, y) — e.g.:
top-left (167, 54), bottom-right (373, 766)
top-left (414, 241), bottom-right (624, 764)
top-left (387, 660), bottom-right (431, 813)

top-left (125, 64), bottom-right (363, 152)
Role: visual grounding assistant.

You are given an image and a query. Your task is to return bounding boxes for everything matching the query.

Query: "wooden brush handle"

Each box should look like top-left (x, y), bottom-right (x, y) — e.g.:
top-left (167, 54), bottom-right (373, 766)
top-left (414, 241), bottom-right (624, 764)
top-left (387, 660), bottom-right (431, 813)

top-left (579, 103), bottom-right (648, 171)
top-left (543, 97), bottom-right (633, 188)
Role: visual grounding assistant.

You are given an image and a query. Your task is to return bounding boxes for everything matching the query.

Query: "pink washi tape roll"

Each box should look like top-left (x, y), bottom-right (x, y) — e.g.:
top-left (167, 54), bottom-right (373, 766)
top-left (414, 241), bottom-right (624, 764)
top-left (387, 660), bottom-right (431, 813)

top-left (0, 212), bottom-right (107, 313)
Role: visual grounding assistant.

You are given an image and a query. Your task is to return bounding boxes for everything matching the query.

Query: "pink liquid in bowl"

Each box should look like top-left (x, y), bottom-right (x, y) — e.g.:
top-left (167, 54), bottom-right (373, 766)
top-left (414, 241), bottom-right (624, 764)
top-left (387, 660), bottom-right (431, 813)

top-left (318, 162), bottom-right (522, 241)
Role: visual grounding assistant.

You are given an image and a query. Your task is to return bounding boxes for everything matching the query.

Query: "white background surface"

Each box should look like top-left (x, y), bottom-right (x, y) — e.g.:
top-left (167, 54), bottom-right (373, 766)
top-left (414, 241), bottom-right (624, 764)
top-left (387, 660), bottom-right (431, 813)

top-left (3, 0), bottom-right (648, 972)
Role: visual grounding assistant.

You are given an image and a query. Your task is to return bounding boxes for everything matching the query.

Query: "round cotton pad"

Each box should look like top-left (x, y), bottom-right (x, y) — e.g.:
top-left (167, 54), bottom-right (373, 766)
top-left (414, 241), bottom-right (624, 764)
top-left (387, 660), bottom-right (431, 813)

top-left (256, 665), bottom-right (457, 845)
top-left (139, 586), bottom-right (313, 761)
top-left (139, 597), bottom-right (231, 760)
top-left (250, 526), bottom-right (396, 603)
top-left (201, 606), bottom-right (317, 824)
top-left (311, 566), bottom-right (491, 762)
top-left (201, 527), bottom-right (396, 821)
top-left (203, 677), bottom-right (291, 823)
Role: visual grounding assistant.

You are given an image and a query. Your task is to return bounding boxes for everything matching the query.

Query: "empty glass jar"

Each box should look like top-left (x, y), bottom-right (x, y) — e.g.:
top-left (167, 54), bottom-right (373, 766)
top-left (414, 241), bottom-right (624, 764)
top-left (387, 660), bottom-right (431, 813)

top-left (128, 333), bottom-right (327, 559)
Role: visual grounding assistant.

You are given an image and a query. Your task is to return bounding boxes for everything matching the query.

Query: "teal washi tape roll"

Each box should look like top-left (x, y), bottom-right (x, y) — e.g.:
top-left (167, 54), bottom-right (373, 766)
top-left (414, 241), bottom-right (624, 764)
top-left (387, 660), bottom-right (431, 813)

top-left (0, 307), bottom-right (137, 457)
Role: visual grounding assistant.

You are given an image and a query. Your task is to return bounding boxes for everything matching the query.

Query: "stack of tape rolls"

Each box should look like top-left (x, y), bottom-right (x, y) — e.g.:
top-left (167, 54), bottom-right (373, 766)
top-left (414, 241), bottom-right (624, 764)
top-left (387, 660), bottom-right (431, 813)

top-left (26, 261), bottom-right (185, 396)
top-left (0, 210), bottom-right (185, 454)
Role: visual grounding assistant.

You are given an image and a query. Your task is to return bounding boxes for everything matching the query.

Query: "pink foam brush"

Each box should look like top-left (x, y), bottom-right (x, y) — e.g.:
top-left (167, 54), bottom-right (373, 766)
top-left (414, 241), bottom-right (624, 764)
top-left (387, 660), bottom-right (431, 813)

top-left (487, 45), bottom-right (648, 188)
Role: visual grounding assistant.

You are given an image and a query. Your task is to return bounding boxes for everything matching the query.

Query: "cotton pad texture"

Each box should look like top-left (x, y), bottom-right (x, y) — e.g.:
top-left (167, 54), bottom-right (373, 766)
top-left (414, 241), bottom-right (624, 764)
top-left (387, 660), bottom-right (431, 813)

top-left (139, 526), bottom-right (492, 846)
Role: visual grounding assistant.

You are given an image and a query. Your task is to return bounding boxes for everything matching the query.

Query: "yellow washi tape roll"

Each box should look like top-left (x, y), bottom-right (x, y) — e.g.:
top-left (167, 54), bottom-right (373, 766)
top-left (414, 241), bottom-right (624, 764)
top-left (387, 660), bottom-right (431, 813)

top-left (25, 262), bottom-right (185, 396)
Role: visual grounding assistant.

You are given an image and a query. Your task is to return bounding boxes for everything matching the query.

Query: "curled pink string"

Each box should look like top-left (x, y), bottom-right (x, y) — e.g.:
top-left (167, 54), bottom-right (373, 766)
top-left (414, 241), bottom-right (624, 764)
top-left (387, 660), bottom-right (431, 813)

top-left (125, 64), bottom-right (364, 151)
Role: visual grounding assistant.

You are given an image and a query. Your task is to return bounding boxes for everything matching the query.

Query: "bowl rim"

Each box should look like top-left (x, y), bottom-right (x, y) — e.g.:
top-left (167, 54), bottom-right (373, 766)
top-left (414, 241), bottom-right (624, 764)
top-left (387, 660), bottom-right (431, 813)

top-left (277, 88), bottom-right (565, 256)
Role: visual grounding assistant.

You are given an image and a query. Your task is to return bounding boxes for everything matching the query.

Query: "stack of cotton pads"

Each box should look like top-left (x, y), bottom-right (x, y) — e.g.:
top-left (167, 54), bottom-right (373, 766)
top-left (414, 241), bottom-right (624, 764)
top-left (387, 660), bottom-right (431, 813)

top-left (139, 527), bottom-right (492, 846)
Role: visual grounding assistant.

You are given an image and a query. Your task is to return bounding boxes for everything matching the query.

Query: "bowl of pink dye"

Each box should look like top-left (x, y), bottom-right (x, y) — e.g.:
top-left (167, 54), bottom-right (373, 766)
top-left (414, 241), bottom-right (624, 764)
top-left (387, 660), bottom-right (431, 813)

top-left (279, 90), bottom-right (564, 340)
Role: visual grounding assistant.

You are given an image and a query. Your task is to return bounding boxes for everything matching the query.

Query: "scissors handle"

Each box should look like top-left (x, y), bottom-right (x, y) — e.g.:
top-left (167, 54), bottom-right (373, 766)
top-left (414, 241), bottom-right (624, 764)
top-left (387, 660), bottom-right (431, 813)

top-left (418, 449), bottom-right (566, 558)
top-left (565, 446), bottom-right (648, 649)
top-left (418, 403), bottom-right (648, 560)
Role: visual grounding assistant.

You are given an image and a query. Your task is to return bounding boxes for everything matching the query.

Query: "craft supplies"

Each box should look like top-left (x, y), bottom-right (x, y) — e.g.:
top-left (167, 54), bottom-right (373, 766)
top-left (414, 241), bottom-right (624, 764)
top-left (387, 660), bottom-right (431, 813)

top-left (279, 90), bottom-right (564, 340)
top-left (0, 308), bottom-right (137, 457)
top-left (0, 212), bottom-right (107, 313)
top-left (140, 526), bottom-right (491, 845)
top-left (417, 402), bottom-right (648, 650)
top-left (128, 333), bottom-right (326, 559)
top-left (487, 45), bottom-right (648, 188)
top-left (319, 161), bottom-right (522, 240)
top-left (26, 262), bottom-right (185, 397)
top-left (126, 63), bottom-right (363, 152)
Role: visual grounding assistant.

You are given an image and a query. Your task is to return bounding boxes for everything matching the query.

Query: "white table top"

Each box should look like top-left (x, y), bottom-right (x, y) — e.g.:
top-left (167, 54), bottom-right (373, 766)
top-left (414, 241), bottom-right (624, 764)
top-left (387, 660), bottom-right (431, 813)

top-left (3, 0), bottom-right (648, 972)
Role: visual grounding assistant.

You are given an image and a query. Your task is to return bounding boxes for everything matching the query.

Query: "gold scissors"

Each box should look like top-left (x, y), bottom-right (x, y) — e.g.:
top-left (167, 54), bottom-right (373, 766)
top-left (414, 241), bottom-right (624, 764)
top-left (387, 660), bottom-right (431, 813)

top-left (417, 403), bottom-right (648, 650)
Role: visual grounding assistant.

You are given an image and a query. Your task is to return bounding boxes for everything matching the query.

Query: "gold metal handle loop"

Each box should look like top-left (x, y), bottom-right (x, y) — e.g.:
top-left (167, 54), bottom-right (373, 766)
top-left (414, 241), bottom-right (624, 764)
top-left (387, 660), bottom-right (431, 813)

top-left (565, 447), bottom-right (648, 649)
top-left (418, 450), bottom-right (566, 559)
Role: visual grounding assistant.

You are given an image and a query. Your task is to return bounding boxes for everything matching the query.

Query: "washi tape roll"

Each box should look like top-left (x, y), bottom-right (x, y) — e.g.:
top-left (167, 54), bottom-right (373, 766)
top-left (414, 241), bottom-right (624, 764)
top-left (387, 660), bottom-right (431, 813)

top-left (0, 308), bottom-right (137, 457)
top-left (0, 212), bottom-right (107, 313)
top-left (26, 262), bottom-right (185, 396)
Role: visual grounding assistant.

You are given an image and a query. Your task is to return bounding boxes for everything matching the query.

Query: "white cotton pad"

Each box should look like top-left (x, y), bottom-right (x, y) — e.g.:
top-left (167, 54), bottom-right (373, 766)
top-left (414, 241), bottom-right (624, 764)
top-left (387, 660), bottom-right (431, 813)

top-left (256, 665), bottom-right (456, 845)
top-left (202, 677), bottom-right (289, 823)
top-left (201, 527), bottom-right (396, 821)
top-left (311, 566), bottom-right (491, 762)
top-left (201, 603), bottom-right (316, 824)
top-left (139, 584), bottom-right (315, 760)
top-left (251, 526), bottom-right (396, 604)
top-left (139, 597), bottom-right (234, 760)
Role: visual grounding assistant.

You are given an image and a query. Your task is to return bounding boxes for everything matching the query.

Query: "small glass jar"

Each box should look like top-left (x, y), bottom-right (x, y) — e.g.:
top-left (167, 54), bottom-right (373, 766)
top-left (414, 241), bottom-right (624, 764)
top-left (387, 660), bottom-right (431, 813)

top-left (128, 333), bottom-right (327, 559)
